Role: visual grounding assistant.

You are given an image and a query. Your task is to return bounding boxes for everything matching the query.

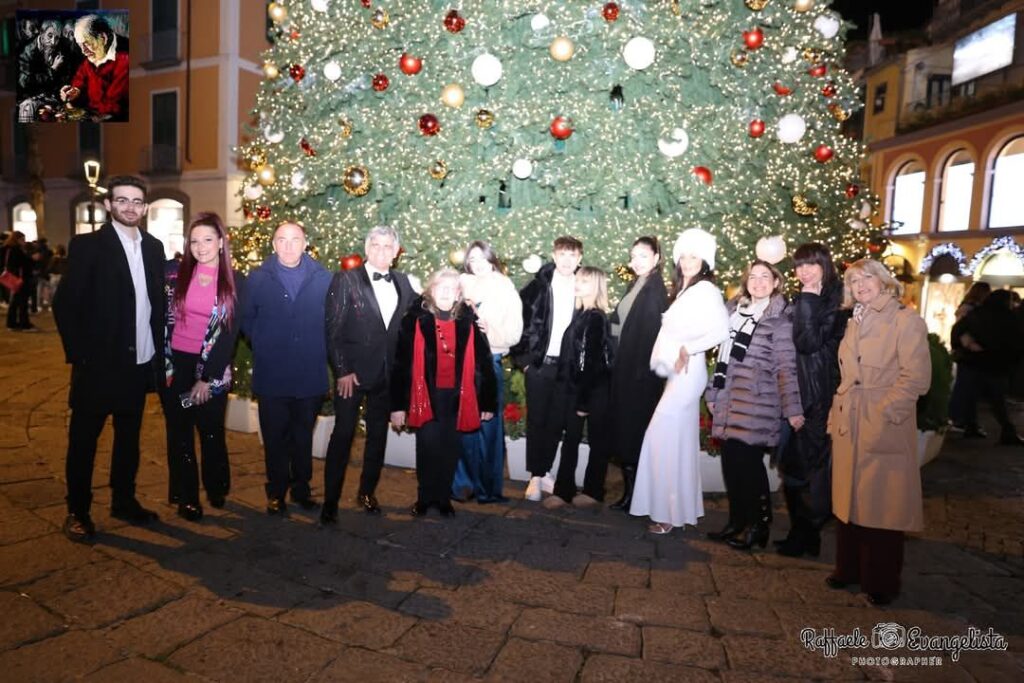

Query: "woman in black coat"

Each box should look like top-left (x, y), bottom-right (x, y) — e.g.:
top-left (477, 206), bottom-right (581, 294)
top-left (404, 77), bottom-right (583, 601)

top-left (3, 231), bottom-right (34, 331)
top-left (776, 243), bottom-right (847, 557)
top-left (607, 237), bottom-right (669, 511)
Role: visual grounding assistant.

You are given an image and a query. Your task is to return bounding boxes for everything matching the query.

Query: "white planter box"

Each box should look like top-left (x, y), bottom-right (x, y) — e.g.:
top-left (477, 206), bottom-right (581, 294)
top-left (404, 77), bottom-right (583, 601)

top-left (225, 394), bottom-right (259, 433)
top-left (384, 429), bottom-right (417, 469)
top-left (506, 438), bottom-right (590, 487)
top-left (918, 430), bottom-right (945, 467)
top-left (312, 415), bottom-right (334, 460)
top-left (699, 451), bottom-right (781, 493)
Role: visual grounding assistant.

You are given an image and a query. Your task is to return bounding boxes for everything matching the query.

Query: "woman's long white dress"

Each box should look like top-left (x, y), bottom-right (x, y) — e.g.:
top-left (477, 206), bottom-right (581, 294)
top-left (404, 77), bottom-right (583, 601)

top-left (630, 280), bottom-right (729, 528)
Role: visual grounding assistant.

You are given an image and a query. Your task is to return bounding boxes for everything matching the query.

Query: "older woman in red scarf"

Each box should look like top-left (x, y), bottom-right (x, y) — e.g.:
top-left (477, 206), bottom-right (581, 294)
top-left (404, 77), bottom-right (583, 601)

top-left (390, 269), bottom-right (497, 516)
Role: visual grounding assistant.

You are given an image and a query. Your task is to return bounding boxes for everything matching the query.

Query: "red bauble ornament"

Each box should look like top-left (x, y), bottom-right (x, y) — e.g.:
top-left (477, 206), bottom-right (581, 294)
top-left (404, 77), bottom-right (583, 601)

top-left (419, 113), bottom-right (441, 136)
top-left (549, 116), bottom-right (574, 140)
top-left (814, 144), bottom-right (834, 163)
top-left (289, 28), bottom-right (301, 41)
top-left (772, 81), bottom-right (792, 96)
top-left (399, 53), bottom-right (422, 75)
top-left (361, 0), bottom-right (371, 7)
top-left (808, 63), bottom-right (827, 78)
top-left (443, 9), bottom-right (466, 33)
top-left (692, 166), bottom-right (713, 185)
top-left (300, 138), bottom-right (316, 157)
top-left (748, 118), bottom-right (766, 138)
top-left (289, 64), bottom-right (306, 82)
top-left (821, 82), bottom-right (837, 98)
top-left (845, 183), bottom-right (861, 199)
top-left (340, 253), bottom-right (364, 271)
top-left (742, 27), bottom-right (764, 50)
top-left (256, 205), bottom-right (272, 220)
top-left (602, 2), bottom-right (620, 21)
top-left (372, 73), bottom-right (390, 91)
top-left (867, 242), bottom-right (883, 254)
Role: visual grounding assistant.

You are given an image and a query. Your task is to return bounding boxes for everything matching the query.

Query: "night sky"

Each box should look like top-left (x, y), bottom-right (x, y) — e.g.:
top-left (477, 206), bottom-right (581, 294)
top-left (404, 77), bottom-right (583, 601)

top-left (832, 0), bottom-right (935, 40)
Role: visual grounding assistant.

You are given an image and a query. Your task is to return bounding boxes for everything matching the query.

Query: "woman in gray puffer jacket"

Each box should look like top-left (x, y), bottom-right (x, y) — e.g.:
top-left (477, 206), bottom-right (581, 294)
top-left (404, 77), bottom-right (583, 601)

top-left (705, 260), bottom-right (803, 550)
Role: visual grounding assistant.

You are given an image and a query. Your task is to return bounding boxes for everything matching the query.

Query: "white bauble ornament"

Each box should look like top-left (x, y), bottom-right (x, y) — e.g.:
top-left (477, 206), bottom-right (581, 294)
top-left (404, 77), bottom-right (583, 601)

top-left (549, 36), bottom-right (575, 61)
top-left (623, 37), bottom-right (656, 70)
top-left (846, 218), bottom-right (868, 231)
top-left (512, 158), bottom-right (534, 179)
top-left (471, 53), bottom-right (503, 87)
top-left (755, 235), bottom-right (787, 264)
top-left (441, 83), bottom-right (465, 108)
top-left (531, 13), bottom-right (550, 32)
top-left (776, 113), bottom-right (807, 144)
top-left (291, 170), bottom-right (307, 190)
top-left (813, 14), bottom-right (841, 39)
top-left (243, 184), bottom-right (263, 201)
top-left (323, 61), bottom-right (342, 82)
top-left (859, 200), bottom-right (873, 219)
top-left (657, 128), bottom-right (690, 158)
top-left (311, 0), bottom-right (329, 12)
top-left (522, 254), bottom-right (542, 274)
top-left (264, 126), bottom-right (284, 144)
top-left (781, 46), bottom-right (799, 64)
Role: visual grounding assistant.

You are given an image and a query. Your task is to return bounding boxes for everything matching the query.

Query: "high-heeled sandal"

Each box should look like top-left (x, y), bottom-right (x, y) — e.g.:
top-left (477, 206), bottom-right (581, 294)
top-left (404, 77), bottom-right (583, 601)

top-left (647, 522), bottom-right (674, 535)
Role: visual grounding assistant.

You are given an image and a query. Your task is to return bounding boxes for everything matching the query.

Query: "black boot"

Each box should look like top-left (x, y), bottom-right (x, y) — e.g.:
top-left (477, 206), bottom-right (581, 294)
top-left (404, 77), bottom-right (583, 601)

top-left (728, 494), bottom-right (772, 550)
top-left (608, 465), bottom-right (636, 511)
top-left (777, 485), bottom-right (820, 557)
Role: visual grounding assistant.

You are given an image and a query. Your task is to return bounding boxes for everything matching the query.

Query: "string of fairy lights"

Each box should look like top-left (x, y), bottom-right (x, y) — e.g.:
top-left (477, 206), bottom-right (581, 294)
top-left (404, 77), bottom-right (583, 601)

top-left (235, 0), bottom-right (877, 283)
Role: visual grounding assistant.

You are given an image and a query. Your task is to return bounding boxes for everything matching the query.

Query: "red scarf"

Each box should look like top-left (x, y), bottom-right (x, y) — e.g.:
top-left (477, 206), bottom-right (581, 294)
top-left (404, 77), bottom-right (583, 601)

top-left (407, 318), bottom-right (481, 432)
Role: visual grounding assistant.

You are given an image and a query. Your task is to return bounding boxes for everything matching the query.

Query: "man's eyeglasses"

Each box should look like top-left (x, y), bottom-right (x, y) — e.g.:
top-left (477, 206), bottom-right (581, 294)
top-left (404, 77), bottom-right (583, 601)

top-left (111, 197), bottom-right (146, 207)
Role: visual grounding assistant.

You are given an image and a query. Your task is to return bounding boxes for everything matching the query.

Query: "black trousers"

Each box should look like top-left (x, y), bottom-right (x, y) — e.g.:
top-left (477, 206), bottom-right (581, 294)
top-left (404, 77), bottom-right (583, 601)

top-left (834, 521), bottom-right (905, 596)
top-left (525, 362), bottom-right (569, 477)
top-left (720, 438), bottom-right (771, 527)
top-left (258, 395), bottom-right (320, 501)
top-left (324, 378), bottom-right (390, 505)
top-left (160, 351), bottom-right (230, 505)
top-left (415, 388), bottom-right (462, 504)
top-left (6, 285), bottom-right (30, 329)
top-left (65, 362), bottom-right (149, 516)
top-left (553, 381), bottom-right (612, 502)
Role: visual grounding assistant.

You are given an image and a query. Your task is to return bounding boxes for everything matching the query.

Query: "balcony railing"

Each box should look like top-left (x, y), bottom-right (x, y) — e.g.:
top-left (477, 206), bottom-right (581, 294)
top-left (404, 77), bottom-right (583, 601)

top-left (140, 144), bottom-right (182, 176)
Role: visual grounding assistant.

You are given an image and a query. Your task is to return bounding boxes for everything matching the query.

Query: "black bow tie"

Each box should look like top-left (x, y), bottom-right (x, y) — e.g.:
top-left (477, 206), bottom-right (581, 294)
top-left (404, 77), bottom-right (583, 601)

top-left (372, 271), bottom-right (393, 283)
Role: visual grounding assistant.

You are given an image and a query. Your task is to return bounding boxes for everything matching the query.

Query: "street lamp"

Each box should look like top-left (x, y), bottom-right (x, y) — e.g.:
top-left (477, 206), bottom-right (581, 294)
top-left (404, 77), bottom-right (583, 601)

top-left (83, 160), bottom-right (104, 232)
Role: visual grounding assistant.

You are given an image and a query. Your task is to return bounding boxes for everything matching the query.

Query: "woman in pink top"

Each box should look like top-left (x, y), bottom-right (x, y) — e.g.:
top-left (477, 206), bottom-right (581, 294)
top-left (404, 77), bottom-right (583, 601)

top-left (161, 212), bottom-right (241, 521)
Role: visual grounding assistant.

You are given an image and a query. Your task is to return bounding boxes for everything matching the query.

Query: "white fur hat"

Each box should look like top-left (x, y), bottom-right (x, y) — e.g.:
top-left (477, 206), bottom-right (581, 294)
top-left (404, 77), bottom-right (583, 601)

top-left (672, 228), bottom-right (716, 270)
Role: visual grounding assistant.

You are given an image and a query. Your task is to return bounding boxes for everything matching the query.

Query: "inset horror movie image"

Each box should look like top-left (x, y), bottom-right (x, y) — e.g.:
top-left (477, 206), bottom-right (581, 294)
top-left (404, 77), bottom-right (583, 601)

top-left (16, 10), bottom-right (129, 123)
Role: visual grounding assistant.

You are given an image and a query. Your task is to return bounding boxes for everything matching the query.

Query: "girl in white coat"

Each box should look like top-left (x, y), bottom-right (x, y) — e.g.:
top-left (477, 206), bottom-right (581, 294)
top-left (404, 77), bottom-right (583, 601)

top-left (631, 229), bottom-right (729, 533)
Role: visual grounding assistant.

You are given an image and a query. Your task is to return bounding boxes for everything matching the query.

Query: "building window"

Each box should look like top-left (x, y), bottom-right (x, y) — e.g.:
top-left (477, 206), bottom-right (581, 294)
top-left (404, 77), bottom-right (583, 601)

top-left (11, 114), bottom-right (27, 176)
top-left (927, 75), bottom-right (951, 109)
top-left (873, 83), bottom-right (887, 114)
top-left (12, 202), bottom-right (38, 241)
top-left (988, 136), bottom-right (1024, 229)
top-left (74, 200), bottom-right (106, 234)
top-left (937, 149), bottom-right (974, 232)
top-left (147, 198), bottom-right (184, 259)
top-left (150, 90), bottom-right (179, 173)
top-left (889, 161), bottom-right (926, 235)
top-left (151, 0), bottom-right (179, 62)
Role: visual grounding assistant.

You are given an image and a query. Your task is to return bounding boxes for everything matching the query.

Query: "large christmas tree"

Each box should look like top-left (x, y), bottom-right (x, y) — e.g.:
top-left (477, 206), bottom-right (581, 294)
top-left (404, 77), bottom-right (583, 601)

top-left (238, 0), bottom-right (873, 281)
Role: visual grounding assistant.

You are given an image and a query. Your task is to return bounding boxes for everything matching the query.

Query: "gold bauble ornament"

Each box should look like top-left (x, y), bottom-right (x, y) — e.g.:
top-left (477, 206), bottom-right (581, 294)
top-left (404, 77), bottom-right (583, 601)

top-left (829, 104), bottom-right (851, 122)
top-left (745, 0), bottom-right (769, 10)
top-left (793, 0), bottom-right (815, 12)
top-left (263, 62), bottom-right (280, 79)
top-left (256, 164), bottom-right (277, 186)
top-left (671, 0), bottom-right (682, 16)
top-left (802, 48), bottom-right (822, 63)
top-left (342, 165), bottom-right (371, 196)
top-left (429, 160), bottom-right (448, 180)
top-left (371, 8), bottom-right (389, 29)
top-left (267, 2), bottom-right (288, 23)
top-left (338, 118), bottom-right (353, 138)
top-left (475, 109), bottom-right (495, 128)
top-left (449, 248), bottom-right (465, 266)
top-left (549, 36), bottom-right (575, 62)
top-left (730, 50), bottom-right (750, 68)
top-left (248, 149), bottom-right (267, 171)
top-left (440, 83), bottom-right (465, 108)
top-left (791, 194), bottom-right (819, 217)
top-left (614, 264), bottom-right (636, 283)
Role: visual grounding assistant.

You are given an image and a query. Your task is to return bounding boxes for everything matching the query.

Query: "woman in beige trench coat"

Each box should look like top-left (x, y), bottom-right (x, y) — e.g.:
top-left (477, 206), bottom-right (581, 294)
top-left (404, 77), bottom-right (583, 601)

top-left (826, 259), bottom-right (930, 606)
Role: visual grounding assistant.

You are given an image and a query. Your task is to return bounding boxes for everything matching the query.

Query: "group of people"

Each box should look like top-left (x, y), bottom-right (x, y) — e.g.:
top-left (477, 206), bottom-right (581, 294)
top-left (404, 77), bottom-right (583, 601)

top-left (51, 174), bottom-right (938, 607)
top-left (1, 231), bottom-right (65, 331)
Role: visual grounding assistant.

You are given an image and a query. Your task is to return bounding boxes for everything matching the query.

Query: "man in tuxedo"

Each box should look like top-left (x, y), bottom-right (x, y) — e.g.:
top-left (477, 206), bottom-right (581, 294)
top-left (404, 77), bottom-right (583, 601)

top-left (321, 225), bottom-right (416, 523)
top-left (53, 175), bottom-right (165, 542)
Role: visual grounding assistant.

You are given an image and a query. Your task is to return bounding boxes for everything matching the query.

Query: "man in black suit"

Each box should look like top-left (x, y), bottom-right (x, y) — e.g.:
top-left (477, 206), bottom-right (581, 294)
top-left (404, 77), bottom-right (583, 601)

top-left (321, 225), bottom-right (416, 523)
top-left (53, 175), bottom-right (165, 542)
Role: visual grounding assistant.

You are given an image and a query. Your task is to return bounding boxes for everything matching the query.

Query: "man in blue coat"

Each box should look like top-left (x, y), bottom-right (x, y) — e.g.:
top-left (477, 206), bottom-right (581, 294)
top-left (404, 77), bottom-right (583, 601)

top-left (241, 222), bottom-right (332, 515)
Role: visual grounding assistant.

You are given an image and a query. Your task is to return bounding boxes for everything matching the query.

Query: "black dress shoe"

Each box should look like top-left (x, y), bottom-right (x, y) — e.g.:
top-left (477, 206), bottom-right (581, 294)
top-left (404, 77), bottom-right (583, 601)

top-left (410, 501), bottom-right (429, 516)
top-left (319, 506), bottom-right (338, 525)
top-left (867, 592), bottom-right (893, 606)
top-left (706, 523), bottom-right (743, 542)
top-left (825, 575), bottom-right (851, 590)
top-left (110, 500), bottom-right (159, 524)
top-left (963, 426), bottom-right (988, 439)
top-left (207, 494), bottom-right (226, 509)
top-left (292, 496), bottom-right (321, 511)
top-left (356, 494), bottom-right (381, 514)
top-left (438, 501), bottom-right (456, 517)
top-left (177, 503), bottom-right (204, 522)
top-left (62, 513), bottom-right (96, 543)
top-left (266, 498), bottom-right (288, 515)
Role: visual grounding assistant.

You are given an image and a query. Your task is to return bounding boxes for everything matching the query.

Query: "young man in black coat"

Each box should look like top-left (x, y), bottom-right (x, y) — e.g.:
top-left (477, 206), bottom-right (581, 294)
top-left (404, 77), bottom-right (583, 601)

top-left (509, 235), bottom-right (583, 501)
top-left (53, 175), bottom-right (165, 542)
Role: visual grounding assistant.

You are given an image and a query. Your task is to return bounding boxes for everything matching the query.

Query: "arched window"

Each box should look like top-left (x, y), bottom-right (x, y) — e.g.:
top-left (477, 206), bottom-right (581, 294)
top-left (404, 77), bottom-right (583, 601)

top-left (889, 161), bottom-right (926, 235)
top-left (74, 201), bottom-right (107, 235)
top-left (147, 198), bottom-right (184, 260)
top-left (936, 149), bottom-right (974, 232)
top-left (988, 136), bottom-right (1024, 228)
top-left (11, 202), bottom-right (38, 241)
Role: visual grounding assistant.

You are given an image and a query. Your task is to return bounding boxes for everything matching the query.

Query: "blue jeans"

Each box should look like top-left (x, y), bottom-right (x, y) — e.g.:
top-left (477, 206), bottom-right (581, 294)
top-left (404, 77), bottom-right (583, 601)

top-left (452, 354), bottom-right (506, 502)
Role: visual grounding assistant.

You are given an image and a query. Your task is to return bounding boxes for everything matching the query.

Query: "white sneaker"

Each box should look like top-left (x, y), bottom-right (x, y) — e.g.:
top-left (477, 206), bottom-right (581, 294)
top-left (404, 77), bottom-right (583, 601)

top-left (524, 476), bottom-right (542, 501)
top-left (540, 472), bottom-right (556, 494)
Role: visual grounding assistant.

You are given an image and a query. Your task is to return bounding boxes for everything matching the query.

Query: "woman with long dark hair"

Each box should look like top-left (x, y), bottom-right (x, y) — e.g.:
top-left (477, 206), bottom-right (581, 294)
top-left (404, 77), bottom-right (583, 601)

top-left (607, 237), bottom-right (669, 511)
top-left (2, 231), bottom-right (35, 331)
top-left (161, 212), bottom-right (241, 521)
top-left (775, 243), bottom-right (847, 557)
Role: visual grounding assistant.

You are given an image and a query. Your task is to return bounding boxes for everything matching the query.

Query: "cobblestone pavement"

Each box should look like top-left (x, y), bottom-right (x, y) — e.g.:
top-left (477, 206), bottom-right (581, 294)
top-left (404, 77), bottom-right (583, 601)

top-left (1, 314), bottom-right (1022, 682)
